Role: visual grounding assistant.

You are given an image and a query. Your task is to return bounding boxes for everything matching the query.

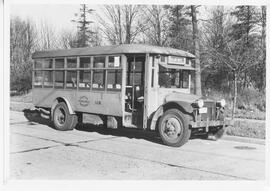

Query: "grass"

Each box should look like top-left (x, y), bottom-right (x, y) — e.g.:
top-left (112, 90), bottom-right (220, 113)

top-left (225, 119), bottom-right (265, 139)
top-left (204, 89), bottom-right (265, 120)
top-left (10, 91), bottom-right (32, 103)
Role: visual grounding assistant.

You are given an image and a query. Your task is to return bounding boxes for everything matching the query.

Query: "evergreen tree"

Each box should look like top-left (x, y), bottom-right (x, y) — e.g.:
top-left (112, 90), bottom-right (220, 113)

top-left (72, 4), bottom-right (95, 47)
top-left (164, 5), bottom-right (192, 51)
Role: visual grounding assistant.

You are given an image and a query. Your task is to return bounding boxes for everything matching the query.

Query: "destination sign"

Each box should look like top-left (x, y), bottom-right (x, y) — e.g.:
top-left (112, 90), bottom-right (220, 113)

top-left (168, 56), bottom-right (185, 65)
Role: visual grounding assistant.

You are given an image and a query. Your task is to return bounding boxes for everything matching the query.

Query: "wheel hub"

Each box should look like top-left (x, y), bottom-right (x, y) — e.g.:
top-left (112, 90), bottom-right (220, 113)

top-left (56, 108), bottom-right (66, 125)
top-left (164, 118), bottom-right (181, 138)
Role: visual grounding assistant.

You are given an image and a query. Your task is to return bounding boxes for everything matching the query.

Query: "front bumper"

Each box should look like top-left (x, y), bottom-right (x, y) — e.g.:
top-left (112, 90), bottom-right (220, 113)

top-left (190, 120), bottom-right (225, 128)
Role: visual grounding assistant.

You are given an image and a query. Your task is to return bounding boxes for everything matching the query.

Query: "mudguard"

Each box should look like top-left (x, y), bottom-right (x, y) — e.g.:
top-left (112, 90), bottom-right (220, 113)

top-left (51, 97), bottom-right (75, 120)
top-left (149, 101), bottom-right (193, 130)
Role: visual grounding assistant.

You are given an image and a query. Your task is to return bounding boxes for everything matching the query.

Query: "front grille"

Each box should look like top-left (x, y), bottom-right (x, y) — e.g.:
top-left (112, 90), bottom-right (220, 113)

top-left (196, 101), bottom-right (216, 121)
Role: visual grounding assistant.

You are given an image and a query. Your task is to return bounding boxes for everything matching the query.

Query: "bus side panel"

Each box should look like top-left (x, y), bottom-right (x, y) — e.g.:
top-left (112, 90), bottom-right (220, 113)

top-left (32, 88), bottom-right (77, 109)
top-left (33, 88), bottom-right (123, 117)
top-left (76, 91), bottom-right (122, 116)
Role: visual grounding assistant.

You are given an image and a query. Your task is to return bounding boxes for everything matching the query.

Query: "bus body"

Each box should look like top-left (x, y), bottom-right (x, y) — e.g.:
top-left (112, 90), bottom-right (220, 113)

top-left (32, 44), bottom-right (226, 147)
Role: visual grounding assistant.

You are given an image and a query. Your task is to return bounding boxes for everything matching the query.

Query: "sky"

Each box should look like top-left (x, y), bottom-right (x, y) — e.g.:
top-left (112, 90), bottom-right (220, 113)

top-left (10, 4), bottom-right (104, 32)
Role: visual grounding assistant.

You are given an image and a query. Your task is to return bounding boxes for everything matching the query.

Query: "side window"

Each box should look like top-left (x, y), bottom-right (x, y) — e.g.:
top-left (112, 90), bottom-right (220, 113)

top-left (55, 58), bottom-right (64, 68)
top-left (34, 59), bottom-right (43, 69)
top-left (79, 71), bottom-right (91, 89)
top-left (44, 59), bottom-right (53, 68)
top-left (80, 57), bottom-right (91, 68)
top-left (67, 57), bottom-right (77, 68)
top-left (66, 71), bottom-right (77, 89)
top-left (93, 56), bottom-right (105, 90)
top-left (44, 71), bottom-right (53, 87)
top-left (182, 71), bottom-right (189, 88)
top-left (34, 71), bottom-right (43, 87)
top-left (55, 71), bottom-right (64, 88)
top-left (92, 70), bottom-right (105, 90)
top-left (107, 70), bottom-right (122, 91)
top-left (108, 56), bottom-right (121, 68)
top-left (93, 56), bottom-right (105, 68)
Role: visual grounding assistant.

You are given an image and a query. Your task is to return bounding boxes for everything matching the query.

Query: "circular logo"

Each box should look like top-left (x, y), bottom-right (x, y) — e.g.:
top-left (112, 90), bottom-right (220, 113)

top-left (79, 96), bottom-right (89, 107)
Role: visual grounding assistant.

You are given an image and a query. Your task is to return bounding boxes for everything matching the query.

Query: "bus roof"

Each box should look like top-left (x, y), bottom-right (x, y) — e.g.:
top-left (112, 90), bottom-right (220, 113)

top-left (32, 44), bottom-right (195, 59)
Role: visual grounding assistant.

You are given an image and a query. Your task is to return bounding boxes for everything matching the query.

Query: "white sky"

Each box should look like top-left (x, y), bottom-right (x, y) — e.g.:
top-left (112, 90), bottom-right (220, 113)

top-left (10, 4), bottom-right (104, 32)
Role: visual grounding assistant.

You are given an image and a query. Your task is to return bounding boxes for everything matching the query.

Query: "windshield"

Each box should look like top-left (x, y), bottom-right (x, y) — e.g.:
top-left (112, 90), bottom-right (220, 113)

top-left (158, 65), bottom-right (190, 89)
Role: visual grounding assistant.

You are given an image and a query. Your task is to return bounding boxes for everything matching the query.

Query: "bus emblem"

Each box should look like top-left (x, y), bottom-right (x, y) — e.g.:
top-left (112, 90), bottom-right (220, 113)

top-left (79, 96), bottom-right (89, 107)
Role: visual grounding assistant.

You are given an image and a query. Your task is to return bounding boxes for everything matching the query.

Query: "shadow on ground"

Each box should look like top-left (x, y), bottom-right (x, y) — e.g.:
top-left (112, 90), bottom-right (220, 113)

top-left (22, 109), bottom-right (164, 145)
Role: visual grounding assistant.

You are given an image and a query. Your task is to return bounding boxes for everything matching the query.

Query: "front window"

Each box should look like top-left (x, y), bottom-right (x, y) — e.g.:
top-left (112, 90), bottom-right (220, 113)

top-left (158, 65), bottom-right (189, 89)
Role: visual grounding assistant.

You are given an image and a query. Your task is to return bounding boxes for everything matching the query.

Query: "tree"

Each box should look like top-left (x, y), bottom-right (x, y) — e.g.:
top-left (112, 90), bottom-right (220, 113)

top-left (36, 20), bottom-right (60, 50)
top-left (60, 29), bottom-right (79, 49)
top-left (164, 5), bottom-right (192, 51)
top-left (10, 17), bottom-right (36, 93)
top-left (144, 5), bottom-right (170, 46)
top-left (230, 6), bottom-right (260, 89)
top-left (72, 4), bottom-right (95, 47)
top-left (190, 5), bottom-right (202, 96)
top-left (200, 6), bottom-right (232, 92)
top-left (98, 5), bottom-right (146, 45)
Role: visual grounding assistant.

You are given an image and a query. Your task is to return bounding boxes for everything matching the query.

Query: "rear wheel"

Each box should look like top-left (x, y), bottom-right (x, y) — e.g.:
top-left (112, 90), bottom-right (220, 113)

top-left (53, 102), bottom-right (78, 131)
top-left (158, 109), bottom-right (191, 147)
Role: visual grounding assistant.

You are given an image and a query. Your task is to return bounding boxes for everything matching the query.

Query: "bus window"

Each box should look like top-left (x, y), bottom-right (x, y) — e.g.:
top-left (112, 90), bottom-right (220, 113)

top-left (182, 71), bottom-right (189, 88)
top-left (34, 71), bottom-right (43, 87)
top-left (67, 58), bottom-right (77, 68)
top-left (55, 71), bottom-right (64, 88)
top-left (158, 65), bottom-right (189, 89)
top-left (44, 71), bottom-right (53, 87)
top-left (80, 57), bottom-right (91, 68)
top-left (66, 71), bottom-right (77, 89)
top-left (107, 70), bottom-right (122, 91)
top-left (43, 59), bottom-right (53, 68)
top-left (79, 71), bottom-right (91, 89)
top-left (93, 56), bottom-right (105, 68)
top-left (34, 59), bottom-right (43, 69)
top-left (127, 60), bottom-right (143, 86)
top-left (55, 58), bottom-right (64, 68)
top-left (108, 56), bottom-right (121, 68)
top-left (92, 70), bottom-right (105, 90)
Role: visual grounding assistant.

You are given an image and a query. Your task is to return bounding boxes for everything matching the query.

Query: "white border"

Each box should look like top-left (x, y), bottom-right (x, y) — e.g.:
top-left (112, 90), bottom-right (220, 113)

top-left (2, 0), bottom-right (270, 191)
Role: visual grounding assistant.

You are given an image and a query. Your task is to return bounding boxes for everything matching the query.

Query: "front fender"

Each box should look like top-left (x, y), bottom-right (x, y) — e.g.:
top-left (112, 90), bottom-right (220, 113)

top-left (149, 101), bottom-right (193, 130)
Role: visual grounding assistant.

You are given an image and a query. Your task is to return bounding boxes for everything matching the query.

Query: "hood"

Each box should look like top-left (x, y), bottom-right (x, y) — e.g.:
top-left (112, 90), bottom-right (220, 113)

top-left (164, 92), bottom-right (202, 104)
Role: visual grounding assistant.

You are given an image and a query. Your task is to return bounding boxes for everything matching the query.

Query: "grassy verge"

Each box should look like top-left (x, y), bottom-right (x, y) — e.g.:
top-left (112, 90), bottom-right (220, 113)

top-left (225, 119), bottom-right (265, 139)
top-left (10, 91), bottom-right (32, 103)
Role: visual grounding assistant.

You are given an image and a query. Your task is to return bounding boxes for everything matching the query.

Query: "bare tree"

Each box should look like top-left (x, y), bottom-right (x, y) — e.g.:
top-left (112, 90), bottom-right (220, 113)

top-left (60, 30), bottom-right (78, 49)
top-left (10, 17), bottom-right (36, 93)
top-left (144, 5), bottom-right (170, 46)
top-left (36, 20), bottom-right (60, 50)
top-left (98, 5), bottom-right (147, 45)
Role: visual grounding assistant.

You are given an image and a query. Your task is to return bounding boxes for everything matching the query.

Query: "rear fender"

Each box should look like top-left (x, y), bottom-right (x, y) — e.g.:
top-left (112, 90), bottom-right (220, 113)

top-left (51, 97), bottom-right (75, 120)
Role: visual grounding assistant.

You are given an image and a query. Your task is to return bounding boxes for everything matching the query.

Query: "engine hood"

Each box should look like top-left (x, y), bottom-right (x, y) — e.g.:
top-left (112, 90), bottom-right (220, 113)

top-left (164, 92), bottom-right (216, 104)
top-left (164, 92), bottom-right (202, 104)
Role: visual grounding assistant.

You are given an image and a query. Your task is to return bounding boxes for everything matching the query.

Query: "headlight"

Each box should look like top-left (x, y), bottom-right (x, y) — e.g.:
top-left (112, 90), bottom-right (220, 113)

top-left (196, 99), bottom-right (204, 108)
top-left (217, 99), bottom-right (226, 107)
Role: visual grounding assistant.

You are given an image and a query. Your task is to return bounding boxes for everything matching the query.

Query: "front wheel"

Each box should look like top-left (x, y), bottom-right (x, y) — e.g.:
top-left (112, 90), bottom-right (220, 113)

top-left (53, 102), bottom-right (78, 131)
top-left (158, 109), bottom-right (191, 147)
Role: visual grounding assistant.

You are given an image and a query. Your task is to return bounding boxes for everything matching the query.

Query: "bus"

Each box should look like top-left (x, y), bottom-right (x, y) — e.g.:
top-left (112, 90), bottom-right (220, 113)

top-left (32, 44), bottom-right (226, 147)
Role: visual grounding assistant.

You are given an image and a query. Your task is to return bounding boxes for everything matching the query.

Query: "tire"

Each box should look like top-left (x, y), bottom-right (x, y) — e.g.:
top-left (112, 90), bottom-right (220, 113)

top-left (53, 102), bottom-right (78, 131)
top-left (158, 109), bottom-right (191, 147)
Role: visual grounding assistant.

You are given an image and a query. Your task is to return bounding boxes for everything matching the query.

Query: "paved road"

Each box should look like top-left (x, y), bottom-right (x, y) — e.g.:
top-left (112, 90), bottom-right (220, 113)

top-left (9, 111), bottom-right (265, 180)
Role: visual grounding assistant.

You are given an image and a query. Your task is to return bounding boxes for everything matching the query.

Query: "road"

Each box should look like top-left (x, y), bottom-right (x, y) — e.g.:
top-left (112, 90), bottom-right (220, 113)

top-left (9, 110), bottom-right (265, 180)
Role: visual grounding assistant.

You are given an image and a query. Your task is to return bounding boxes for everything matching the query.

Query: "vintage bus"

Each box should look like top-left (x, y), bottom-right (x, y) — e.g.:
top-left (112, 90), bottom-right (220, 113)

top-left (32, 44), bottom-right (226, 147)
